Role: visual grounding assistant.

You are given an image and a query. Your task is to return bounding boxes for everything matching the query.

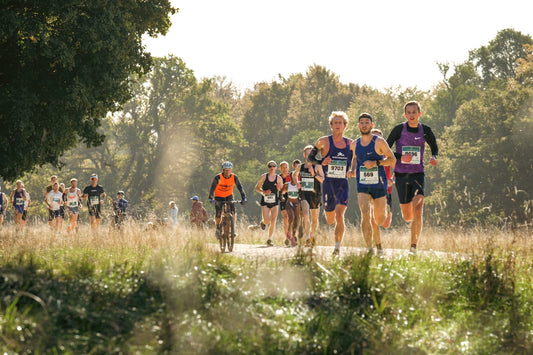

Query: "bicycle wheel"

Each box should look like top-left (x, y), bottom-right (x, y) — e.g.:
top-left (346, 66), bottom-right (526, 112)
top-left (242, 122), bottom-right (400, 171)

top-left (219, 220), bottom-right (227, 252)
top-left (228, 215), bottom-right (235, 252)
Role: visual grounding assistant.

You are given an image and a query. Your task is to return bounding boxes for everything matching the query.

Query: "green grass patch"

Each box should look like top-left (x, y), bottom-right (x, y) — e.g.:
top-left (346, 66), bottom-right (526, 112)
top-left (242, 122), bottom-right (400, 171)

top-left (0, 244), bottom-right (532, 354)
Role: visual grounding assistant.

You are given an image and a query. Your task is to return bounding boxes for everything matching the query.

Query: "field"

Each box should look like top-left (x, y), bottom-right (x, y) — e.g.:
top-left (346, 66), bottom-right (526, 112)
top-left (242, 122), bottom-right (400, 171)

top-left (0, 220), bottom-right (532, 354)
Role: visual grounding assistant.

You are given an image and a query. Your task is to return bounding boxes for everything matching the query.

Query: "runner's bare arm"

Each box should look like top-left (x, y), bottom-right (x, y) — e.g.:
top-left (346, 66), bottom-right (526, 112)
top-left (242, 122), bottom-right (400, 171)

top-left (348, 140), bottom-right (358, 177)
top-left (308, 136), bottom-right (329, 165)
top-left (255, 174), bottom-right (267, 195)
top-left (376, 136), bottom-right (397, 168)
top-left (314, 165), bottom-right (325, 184)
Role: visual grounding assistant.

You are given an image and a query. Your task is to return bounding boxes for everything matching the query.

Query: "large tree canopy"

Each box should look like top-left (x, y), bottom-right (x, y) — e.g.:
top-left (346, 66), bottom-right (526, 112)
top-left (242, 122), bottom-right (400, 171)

top-left (0, 0), bottom-right (176, 180)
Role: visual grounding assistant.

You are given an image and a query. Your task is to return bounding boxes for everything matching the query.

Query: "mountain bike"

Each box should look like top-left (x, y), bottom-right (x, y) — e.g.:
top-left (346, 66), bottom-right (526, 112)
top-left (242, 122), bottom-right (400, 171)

top-left (217, 200), bottom-right (239, 252)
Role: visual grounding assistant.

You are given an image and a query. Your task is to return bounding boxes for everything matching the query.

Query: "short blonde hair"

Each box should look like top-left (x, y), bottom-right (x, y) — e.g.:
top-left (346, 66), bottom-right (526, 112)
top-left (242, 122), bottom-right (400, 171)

top-left (279, 161), bottom-right (288, 167)
top-left (70, 178), bottom-right (77, 183)
top-left (328, 111), bottom-right (349, 125)
top-left (371, 128), bottom-right (383, 136)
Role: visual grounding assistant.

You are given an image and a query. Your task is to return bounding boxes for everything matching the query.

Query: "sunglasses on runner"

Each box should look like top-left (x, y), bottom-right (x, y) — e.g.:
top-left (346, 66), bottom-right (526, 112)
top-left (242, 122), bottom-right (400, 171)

top-left (268, 165), bottom-right (276, 168)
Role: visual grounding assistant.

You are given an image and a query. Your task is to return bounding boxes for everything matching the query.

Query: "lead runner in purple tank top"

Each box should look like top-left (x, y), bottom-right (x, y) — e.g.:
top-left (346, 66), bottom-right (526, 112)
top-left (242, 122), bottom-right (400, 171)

top-left (307, 111), bottom-right (356, 256)
top-left (386, 101), bottom-right (439, 255)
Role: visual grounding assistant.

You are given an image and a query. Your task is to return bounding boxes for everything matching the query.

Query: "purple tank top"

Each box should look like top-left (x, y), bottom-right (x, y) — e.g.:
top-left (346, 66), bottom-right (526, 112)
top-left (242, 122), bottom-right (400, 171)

top-left (394, 123), bottom-right (425, 174)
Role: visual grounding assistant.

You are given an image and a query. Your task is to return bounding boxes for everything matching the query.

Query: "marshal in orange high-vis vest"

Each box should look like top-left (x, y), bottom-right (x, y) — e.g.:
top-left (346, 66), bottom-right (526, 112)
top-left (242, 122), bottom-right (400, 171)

top-left (214, 173), bottom-right (235, 198)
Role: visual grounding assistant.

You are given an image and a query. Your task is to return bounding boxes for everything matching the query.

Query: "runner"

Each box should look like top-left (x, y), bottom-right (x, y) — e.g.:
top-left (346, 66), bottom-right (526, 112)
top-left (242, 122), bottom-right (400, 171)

top-left (307, 111), bottom-right (355, 256)
top-left (255, 160), bottom-right (284, 246)
top-left (294, 145), bottom-right (324, 247)
top-left (65, 178), bottom-right (82, 235)
top-left (349, 113), bottom-right (396, 255)
top-left (280, 170), bottom-right (301, 246)
top-left (45, 182), bottom-right (63, 235)
top-left (278, 161), bottom-right (291, 242)
top-left (386, 101), bottom-right (438, 254)
top-left (81, 174), bottom-right (106, 231)
top-left (59, 183), bottom-right (67, 223)
top-left (112, 191), bottom-right (128, 229)
top-left (10, 180), bottom-right (28, 232)
top-left (371, 128), bottom-right (394, 228)
top-left (0, 185), bottom-right (8, 227)
top-left (44, 175), bottom-right (63, 228)
top-left (208, 161), bottom-right (247, 238)
top-left (21, 184), bottom-right (30, 228)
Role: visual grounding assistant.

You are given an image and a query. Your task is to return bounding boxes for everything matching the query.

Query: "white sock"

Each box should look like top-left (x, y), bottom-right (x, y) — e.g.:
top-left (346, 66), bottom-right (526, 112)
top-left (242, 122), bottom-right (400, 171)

top-left (306, 236), bottom-right (310, 240)
top-left (335, 241), bottom-right (340, 249)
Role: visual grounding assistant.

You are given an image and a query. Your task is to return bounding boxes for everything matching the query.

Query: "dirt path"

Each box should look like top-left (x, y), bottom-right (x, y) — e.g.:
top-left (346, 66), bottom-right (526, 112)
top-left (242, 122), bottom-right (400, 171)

top-left (211, 242), bottom-right (451, 260)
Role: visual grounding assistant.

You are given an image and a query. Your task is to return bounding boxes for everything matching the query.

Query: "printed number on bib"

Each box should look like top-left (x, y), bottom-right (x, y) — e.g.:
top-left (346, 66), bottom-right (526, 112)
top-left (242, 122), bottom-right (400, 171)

top-left (359, 166), bottom-right (379, 185)
top-left (69, 201), bottom-right (78, 207)
top-left (327, 160), bottom-right (347, 178)
top-left (90, 196), bottom-right (99, 205)
top-left (402, 146), bottom-right (421, 164)
top-left (264, 194), bottom-right (276, 204)
top-left (16, 198), bottom-right (24, 205)
top-left (301, 177), bottom-right (315, 192)
top-left (288, 189), bottom-right (299, 199)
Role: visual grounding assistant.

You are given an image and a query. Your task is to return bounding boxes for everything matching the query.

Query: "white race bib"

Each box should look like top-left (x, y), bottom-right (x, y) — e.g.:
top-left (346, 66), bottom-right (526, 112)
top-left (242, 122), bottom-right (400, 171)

top-left (301, 177), bottom-right (315, 192)
top-left (402, 146), bottom-right (421, 164)
top-left (90, 196), bottom-right (99, 205)
top-left (16, 198), bottom-right (24, 205)
top-left (359, 166), bottom-right (379, 185)
top-left (69, 201), bottom-right (78, 207)
top-left (264, 194), bottom-right (276, 204)
top-left (327, 160), bottom-right (347, 178)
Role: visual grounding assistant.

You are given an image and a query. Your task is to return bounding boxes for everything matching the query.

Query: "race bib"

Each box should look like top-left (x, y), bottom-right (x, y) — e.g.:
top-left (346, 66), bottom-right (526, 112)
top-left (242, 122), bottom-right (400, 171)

top-left (53, 198), bottom-right (61, 203)
top-left (301, 177), bottom-right (315, 192)
top-left (288, 189), bottom-right (299, 199)
top-left (69, 201), bottom-right (78, 207)
top-left (264, 193), bottom-right (276, 204)
top-left (402, 146), bottom-right (421, 164)
top-left (15, 198), bottom-right (24, 205)
top-left (359, 166), bottom-right (379, 185)
top-left (90, 196), bottom-right (99, 205)
top-left (327, 160), bottom-right (347, 178)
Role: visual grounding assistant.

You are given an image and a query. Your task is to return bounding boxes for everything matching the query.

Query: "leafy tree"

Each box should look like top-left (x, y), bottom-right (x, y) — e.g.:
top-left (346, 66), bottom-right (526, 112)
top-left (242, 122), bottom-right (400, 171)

top-left (241, 79), bottom-right (294, 161)
top-left (288, 65), bottom-right (355, 133)
top-left (468, 28), bottom-right (533, 88)
top-left (0, 1), bottom-right (177, 180)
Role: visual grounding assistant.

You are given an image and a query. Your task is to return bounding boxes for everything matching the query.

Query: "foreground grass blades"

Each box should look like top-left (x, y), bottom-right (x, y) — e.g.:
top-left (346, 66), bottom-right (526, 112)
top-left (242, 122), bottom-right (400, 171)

top-left (0, 225), bottom-right (532, 354)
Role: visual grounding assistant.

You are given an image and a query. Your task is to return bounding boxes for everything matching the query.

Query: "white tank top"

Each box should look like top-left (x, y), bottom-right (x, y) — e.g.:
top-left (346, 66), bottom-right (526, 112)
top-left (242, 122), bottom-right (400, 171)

top-left (287, 181), bottom-right (299, 199)
top-left (66, 188), bottom-right (80, 207)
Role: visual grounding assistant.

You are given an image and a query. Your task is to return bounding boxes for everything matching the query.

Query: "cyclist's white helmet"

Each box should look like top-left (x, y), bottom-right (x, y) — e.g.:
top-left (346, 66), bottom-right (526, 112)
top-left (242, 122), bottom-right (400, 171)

top-left (222, 161), bottom-right (233, 169)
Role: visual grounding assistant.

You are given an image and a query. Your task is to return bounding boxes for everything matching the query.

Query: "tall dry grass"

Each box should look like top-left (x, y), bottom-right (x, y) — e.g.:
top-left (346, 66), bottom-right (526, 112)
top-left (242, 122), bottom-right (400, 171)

top-left (1, 217), bottom-right (530, 258)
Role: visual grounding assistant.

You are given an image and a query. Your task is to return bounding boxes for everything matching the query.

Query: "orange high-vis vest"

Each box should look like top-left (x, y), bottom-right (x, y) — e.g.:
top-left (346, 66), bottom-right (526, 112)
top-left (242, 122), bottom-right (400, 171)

top-left (214, 173), bottom-right (235, 198)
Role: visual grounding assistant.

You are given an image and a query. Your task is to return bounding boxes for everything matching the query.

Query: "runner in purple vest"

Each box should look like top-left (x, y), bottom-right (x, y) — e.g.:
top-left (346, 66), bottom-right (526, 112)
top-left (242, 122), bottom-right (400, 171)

top-left (386, 101), bottom-right (438, 254)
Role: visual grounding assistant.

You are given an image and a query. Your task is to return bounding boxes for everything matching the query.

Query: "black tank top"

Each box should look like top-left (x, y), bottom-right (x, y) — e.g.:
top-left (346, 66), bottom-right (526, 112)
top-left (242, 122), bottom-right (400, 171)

top-left (261, 174), bottom-right (279, 204)
top-left (300, 165), bottom-right (321, 194)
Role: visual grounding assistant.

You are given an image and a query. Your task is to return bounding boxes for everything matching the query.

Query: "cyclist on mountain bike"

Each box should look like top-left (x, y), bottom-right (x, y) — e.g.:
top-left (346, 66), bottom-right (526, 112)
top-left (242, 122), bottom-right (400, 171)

top-left (208, 161), bottom-right (247, 238)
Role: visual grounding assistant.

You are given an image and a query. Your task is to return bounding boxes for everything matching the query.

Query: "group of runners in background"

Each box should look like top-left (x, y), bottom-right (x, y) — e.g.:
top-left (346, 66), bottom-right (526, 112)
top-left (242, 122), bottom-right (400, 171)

top-left (208, 100), bottom-right (438, 256)
top-left (0, 173), bottom-right (128, 235)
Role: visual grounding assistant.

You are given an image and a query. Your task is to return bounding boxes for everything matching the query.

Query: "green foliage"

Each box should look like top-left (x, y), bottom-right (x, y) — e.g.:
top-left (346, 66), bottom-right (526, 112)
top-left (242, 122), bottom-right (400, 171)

top-left (1, 243), bottom-right (532, 354)
top-left (0, 0), bottom-right (177, 180)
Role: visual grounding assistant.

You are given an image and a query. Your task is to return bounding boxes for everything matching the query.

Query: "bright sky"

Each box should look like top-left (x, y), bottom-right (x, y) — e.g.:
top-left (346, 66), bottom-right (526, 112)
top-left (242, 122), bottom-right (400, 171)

top-left (144, 0), bottom-right (533, 92)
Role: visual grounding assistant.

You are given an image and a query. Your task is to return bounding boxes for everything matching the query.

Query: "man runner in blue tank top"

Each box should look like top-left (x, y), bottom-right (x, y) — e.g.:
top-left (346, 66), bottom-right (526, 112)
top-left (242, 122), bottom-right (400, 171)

top-left (308, 112), bottom-right (356, 256)
top-left (386, 101), bottom-right (438, 254)
top-left (349, 113), bottom-right (396, 255)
